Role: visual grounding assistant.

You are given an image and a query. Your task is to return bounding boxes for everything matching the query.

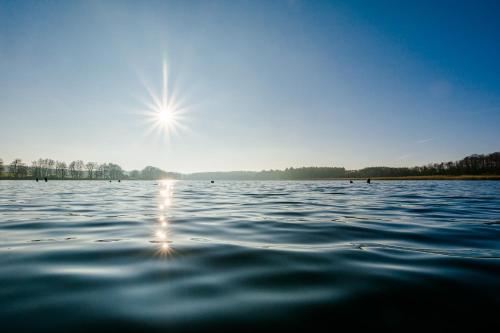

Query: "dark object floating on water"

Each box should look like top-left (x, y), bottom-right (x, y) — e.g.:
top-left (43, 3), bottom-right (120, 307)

top-left (109, 180), bottom-right (112, 183)
top-left (118, 180), bottom-right (121, 182)
top-left (36, 178), bottom-right (39, 182)
top-left (349, 180), bottom-right (353, 184)
top-left (44, 177), bottom-right (48, 182)
top-left (211, 180), bottom-right (214, 183)
top-left (367, 178), bottom-right (371, 184)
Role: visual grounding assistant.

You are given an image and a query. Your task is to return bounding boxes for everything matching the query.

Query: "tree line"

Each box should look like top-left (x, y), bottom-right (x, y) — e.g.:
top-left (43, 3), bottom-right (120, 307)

top-left (183, 167), bottom-right (346, 180)
top-left (1, 152), bottom-right (499, 180)
top-left (181, 152), bottom-right (500, 179)
top-left (0, 158), bottom-right (180, 180)
top-left (0, 158), bottom-right (126, 180)
top-left (347, 152), bottom-right (500, 178)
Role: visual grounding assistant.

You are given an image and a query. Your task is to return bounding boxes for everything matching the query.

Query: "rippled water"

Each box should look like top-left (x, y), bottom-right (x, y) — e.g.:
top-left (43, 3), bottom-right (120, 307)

top-left (1, 180), bottom-right (499, 331)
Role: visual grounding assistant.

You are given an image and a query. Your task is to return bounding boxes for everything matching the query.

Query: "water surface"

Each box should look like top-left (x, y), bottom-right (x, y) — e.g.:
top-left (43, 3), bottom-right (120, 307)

top-left (1, 180), bottom-right (499, 331)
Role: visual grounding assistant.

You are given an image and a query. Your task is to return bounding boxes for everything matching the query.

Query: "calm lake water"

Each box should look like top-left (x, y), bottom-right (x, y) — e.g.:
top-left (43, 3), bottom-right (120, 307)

top-left (1, 180), bottom-right (499, 331)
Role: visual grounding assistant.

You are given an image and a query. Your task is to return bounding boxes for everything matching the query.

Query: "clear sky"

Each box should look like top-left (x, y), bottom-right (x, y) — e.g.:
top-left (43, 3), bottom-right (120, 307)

top-left (1, 0), bottom-right (499, 172)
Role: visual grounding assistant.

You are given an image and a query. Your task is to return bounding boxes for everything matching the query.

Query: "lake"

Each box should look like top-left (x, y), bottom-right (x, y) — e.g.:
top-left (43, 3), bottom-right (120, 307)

top-left (1, 180), bottom-right (499, 331)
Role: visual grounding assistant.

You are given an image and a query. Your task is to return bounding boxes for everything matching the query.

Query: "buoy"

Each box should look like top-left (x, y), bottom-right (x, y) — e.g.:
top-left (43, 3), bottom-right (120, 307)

top-left (211, 180), bottom-right (214, 184)
top-left (44, 177), bottom-right (48, 182)
top-left (36, 178), bottom-right (39, 182)
top-left (367, 178), bottom-right (371, 184)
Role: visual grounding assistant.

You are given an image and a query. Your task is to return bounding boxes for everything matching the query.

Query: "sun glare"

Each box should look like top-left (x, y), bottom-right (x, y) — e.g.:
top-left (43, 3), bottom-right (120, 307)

top-left (138, 59), bottom-right (189, 140)
top-left (153, 180), bottom-right (176, 258)
top-left (158, 108), bottom-right (173, 124)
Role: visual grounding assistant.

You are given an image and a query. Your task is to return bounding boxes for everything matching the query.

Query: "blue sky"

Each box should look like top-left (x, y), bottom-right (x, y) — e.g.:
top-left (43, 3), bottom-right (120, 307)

top-left (1, 0), bottom-right (499, 172)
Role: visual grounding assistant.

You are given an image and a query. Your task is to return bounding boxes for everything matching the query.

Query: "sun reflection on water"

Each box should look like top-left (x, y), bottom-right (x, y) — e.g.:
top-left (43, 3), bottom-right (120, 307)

top-left (154, 180), bottom-right (176, 257)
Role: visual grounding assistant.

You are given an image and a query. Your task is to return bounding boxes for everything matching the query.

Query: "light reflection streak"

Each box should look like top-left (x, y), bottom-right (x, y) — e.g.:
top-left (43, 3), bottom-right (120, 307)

top-left (153, 180), bottom-right (176, 257)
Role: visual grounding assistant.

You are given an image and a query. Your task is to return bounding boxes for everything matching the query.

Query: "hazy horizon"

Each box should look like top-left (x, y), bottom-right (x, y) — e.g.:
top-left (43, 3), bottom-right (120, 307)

top-left (2, 1), bottom-right (500, 173)
top-left (2, 150), bottom-right (500, 175)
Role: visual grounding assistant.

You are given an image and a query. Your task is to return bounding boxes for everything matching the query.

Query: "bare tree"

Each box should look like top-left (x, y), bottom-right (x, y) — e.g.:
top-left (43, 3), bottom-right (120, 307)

top-left (68, 161), bottom-right (77, 179)
top-left (100, 163), bottom-right (110, 180)
top-left (56, 161), bottom-right (67, 179)
top-left (108, 163), bottom-right (124, 180)
top-left (38, 158), bottom-right (47, 177)
top-left (95, 164), bottom-right (104, 179)
top-left (85, 162), bottom-right (97, 179)
top-left (9, 159), bottom-right (23, 178)
top-left (19, 164), bottom-right (28, 178)
top-left (47, 159), bottom-right (55, 178)
top-left (31, 160), bottom-right (41, 178)
top-left (75, 160), bottom-right (84, 179)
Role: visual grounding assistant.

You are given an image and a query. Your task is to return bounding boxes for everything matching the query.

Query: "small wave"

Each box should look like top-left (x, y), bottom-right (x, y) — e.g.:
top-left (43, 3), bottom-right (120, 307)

top-left (351, 242), bottom-right (500, 259)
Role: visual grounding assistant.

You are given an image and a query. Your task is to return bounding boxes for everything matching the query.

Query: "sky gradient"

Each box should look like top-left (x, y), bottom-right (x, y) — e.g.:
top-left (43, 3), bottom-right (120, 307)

top-left (1, 0), bottom-right (499, 172)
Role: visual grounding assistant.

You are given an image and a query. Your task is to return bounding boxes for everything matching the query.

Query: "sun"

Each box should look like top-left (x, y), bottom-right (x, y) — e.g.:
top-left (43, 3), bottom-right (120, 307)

top-left (157, 108), bottom-right (174, 125)
top-left (138, 59), bottom-right (189, 140)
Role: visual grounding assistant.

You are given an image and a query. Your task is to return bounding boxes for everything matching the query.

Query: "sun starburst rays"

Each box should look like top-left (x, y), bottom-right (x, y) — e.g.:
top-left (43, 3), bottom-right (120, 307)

top-left (137, 60), bottom-right (190, 141)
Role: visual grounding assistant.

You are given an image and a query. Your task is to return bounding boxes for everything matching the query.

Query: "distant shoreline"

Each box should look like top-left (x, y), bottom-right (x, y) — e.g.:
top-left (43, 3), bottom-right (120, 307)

top-left (2, 152), bottom-right (499, 181)
top-left (1, 175), bottom-right (500, 181)
top-left (352, 175), bottom-right (500, 180)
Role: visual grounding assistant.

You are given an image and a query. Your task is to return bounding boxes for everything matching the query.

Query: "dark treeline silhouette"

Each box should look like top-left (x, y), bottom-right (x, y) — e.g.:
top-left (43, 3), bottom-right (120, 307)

top-left (129, 166), bottom-right (182, 180)
top-left (1, 152), bottom-right (499, 180)
top-left (184, 167), bottom-right (346, 180)
top-left (182, 153), bottom-right (500, 180)
top-left (183, 152), bottom-right (500, 180)
top-left (348, 152), bottom-right (500, 178)
top-left (0, 158), bottom-right (176, 180)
